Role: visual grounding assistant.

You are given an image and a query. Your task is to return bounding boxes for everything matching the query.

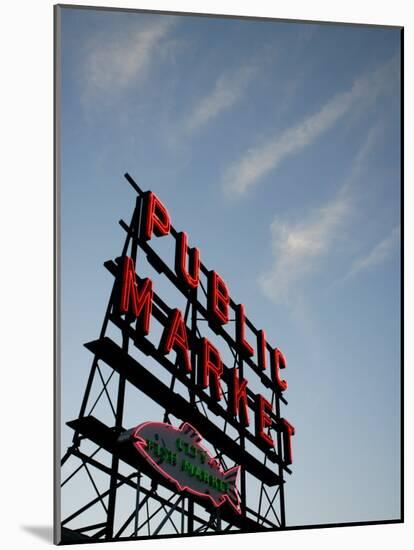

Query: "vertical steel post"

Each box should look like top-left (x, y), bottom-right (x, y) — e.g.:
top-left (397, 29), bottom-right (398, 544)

top-left (238, 351), bottom-right (247, 515)
top-left (275, 392), bottom-right (286, 527)
top-left (105, 197), bottom-right (142, 539)
top-left (187, 285), bottom-right (198, 533)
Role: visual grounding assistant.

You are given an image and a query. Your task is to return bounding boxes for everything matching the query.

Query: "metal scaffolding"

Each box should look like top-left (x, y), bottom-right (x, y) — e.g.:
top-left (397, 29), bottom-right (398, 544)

top-left (59, 173), bottom-right (291, 543)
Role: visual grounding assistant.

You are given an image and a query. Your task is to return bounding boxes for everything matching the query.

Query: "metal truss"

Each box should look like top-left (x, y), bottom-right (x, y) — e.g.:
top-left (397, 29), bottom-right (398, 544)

top-left (59, 173), bottom-right (290, 543)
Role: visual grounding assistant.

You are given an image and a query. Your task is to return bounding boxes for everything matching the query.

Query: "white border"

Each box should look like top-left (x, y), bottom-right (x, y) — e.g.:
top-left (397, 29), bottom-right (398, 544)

top-left (0, 1), bottom-right (409, 549)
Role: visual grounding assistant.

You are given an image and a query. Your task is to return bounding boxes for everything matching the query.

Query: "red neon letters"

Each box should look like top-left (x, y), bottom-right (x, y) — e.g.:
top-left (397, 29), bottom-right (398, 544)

top-left (270, 348), bottom-right (288, 392)
top-left (280, 418), bottom-right (295, 465)
top-left (198, 338), bottom-right (223, 401)
top-left (118, 189), bottom-right (296, 462)
top-left (160, 309), bottom-right (191, 373)
top-left (143, 191), bottom-right (171, 240)
top-left (255, 394), bottom-right (274, 448)
top-left (207, 271), bottom-right (230, 325)
top-left (175, 232), bottom-right (200, 289)
top-left (257, 329), bottom-right (267, 370)
top-left (228, 368), bottom-right (250, 427)
top-left (119, 256), bottom-right (153, 335)
top-left (235, 304), bottom-right (254, 358)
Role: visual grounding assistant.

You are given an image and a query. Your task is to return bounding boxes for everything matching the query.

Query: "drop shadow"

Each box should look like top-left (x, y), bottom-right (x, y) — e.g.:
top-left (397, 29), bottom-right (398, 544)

top-left (21, 525), bottom-right (53, 543)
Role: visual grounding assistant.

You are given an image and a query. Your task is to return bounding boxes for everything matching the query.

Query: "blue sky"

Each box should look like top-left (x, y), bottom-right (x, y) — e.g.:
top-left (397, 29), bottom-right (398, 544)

top-left (59, 7), bottom-right (401, 530)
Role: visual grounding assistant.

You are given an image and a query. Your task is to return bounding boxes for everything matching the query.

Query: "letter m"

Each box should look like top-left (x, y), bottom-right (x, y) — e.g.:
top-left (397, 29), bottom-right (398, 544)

top-left (119, 256), bottom-right (153, 335)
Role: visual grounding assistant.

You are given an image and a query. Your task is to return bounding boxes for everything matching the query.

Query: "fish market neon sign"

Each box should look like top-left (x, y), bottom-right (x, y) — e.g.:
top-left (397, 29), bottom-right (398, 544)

top-left (127, 421), bottom-right (241, 513)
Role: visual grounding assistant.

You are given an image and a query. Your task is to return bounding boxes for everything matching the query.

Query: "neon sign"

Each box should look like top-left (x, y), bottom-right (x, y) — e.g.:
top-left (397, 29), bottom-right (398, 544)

top-left (63, 172), bottom-right (296, 536)
top-left (117, 189), bottom-right (295, 463)
top-left (122, 421), bottom-right (241, 513)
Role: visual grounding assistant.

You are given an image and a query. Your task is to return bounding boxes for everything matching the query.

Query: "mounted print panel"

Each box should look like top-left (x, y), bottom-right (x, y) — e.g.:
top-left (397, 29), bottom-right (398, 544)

top-left (54, 4), bottom-right (402, 545)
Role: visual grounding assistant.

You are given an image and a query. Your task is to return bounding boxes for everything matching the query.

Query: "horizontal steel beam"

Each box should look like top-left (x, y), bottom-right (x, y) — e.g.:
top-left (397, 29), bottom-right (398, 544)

top-left (84, 337), bottom-right (285, 485)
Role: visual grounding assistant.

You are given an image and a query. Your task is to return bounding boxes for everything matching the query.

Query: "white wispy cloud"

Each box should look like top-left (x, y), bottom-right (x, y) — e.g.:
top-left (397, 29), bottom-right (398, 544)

top-left (223, 56), bottom-right (398, 197)
top-left (258, 125), bottom-right (383, 304)
top-left (182, 66), bottom-right (257, 134)
top-left (258, 193), bottom-right (352, 304)
top-left (342, 226), bottom-right (400, 281)
top-left (82, 18), bottom-right (175, 102)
